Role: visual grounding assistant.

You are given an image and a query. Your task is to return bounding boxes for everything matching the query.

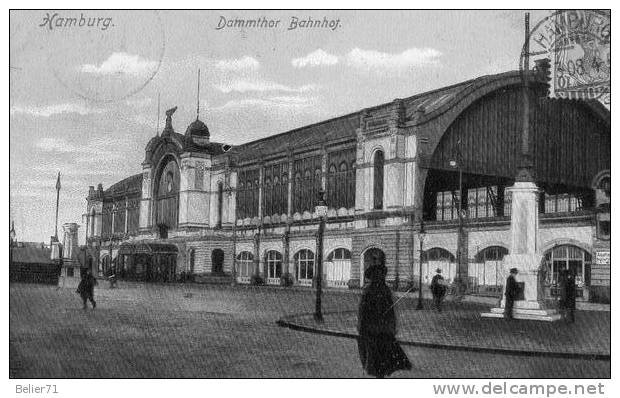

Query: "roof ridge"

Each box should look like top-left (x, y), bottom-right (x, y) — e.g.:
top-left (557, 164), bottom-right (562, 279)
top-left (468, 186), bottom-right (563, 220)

top-left (232, 71), bottom-right (518, 153)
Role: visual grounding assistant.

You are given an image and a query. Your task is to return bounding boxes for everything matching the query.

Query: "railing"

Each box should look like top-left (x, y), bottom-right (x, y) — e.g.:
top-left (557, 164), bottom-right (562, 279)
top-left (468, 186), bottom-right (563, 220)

top-left (266, 277), bottom-right (280, 285)
top-left (297, 279), bottom-right (312, 287)
top-left (326, 279), bottom-right (348, 288)
top-left (236, 276), bottom-right (251, 284)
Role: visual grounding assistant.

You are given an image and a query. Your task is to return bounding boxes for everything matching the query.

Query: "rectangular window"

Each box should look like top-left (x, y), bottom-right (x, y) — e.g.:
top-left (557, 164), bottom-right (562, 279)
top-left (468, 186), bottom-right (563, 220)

top-left (543, 192), bottom-right (584, 214)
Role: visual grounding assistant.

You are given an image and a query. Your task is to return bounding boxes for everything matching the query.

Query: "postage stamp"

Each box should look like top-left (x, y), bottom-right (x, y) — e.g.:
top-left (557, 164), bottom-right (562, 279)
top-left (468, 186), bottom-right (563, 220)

top-left (527, 10), bottom-right (610, 105)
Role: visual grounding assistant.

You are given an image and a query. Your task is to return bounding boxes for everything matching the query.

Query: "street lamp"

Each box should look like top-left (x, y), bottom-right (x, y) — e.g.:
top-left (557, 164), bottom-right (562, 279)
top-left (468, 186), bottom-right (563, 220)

top-left (416, 219), bottom-right (426, 310)
top-left (314, 188), bottom-right (328, 323)
top-left (450, 157), bottom-right (466, 296)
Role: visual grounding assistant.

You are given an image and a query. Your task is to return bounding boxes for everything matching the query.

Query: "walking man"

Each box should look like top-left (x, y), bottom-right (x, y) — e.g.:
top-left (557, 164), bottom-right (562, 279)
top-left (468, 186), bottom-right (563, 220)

top-left (77, 270), bottom-right (98, 310)
top-left (504, 268), bottom-right (519, 320)
top-left (559, 269), bottom-right (577, 323)
top-left (430, 268), bottom-right (447, 312)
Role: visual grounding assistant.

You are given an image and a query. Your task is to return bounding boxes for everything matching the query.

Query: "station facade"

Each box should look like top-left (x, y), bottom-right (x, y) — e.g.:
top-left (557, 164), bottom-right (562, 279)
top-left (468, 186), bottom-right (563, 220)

top-left (83, 66), bottom-right (611, 303)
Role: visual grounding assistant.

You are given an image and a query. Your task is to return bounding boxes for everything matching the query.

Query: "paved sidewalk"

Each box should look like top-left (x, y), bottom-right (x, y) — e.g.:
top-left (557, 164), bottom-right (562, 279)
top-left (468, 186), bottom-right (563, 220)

top-left (278, 300), bottom-right (610, 359)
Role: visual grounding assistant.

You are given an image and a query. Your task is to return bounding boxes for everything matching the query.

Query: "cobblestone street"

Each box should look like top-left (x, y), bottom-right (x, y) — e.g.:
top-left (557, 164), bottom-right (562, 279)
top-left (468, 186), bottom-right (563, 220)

top-left (9, 283), bottom-right (610, 378)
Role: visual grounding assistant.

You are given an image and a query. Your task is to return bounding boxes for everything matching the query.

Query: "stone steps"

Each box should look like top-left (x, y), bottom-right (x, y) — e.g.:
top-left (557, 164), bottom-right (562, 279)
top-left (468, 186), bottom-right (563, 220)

top-left (481, 306), bottom-right (562, 322)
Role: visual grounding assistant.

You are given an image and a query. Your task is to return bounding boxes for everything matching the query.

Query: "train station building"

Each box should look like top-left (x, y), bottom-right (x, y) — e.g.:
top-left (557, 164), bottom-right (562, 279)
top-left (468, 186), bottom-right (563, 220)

top-left (81, 64), bottom-right (611, 303)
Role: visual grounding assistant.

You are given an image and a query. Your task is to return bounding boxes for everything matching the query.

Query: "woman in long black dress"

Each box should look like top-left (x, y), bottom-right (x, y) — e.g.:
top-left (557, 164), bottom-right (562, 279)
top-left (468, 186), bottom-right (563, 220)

top-left (357, 261), bottom-right (412, 378)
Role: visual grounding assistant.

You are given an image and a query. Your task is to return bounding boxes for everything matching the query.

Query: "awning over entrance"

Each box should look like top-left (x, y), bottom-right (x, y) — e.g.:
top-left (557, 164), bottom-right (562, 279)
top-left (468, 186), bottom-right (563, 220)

top-left (118, 242), bottom-right (178, 256)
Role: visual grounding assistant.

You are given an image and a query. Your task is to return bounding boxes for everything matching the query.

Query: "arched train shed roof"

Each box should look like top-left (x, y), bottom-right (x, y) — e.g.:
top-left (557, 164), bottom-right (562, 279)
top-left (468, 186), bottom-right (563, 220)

top-left (229, 70), bottom-right (609, 173)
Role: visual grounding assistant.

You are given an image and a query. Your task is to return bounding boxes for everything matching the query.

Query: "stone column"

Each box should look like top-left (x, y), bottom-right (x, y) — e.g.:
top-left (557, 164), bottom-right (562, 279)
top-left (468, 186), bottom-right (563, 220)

top-left (481, 181), bottom-right (560, 321)
top-left (252, 231), bottom-right (261, 282)
top-left (139, 167), bottom-right (152, 232)
top-left (62, 223), bottom-right (79, 261)
top-left (283, 228), bottom-right (291, 282)
top-left (501, 182), bottom-right (544, 308)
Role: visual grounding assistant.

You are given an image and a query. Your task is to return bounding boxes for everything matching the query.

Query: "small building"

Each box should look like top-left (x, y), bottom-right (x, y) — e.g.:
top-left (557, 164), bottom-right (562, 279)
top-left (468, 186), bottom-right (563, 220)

top-left (10, 242), bottom-right (59, 284)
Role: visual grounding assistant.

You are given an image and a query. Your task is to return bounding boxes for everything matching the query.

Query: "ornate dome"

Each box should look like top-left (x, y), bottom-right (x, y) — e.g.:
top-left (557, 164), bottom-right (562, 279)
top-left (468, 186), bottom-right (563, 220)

top-left (185, 118), bottom-right (210, 138)
top-left (185, 118), bottom-right (210, 147)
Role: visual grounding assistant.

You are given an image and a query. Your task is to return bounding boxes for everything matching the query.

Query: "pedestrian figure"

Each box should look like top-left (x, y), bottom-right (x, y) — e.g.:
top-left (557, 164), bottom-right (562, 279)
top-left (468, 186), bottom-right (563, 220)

top-left (108, 265), bottom-right (117, 288)
top-left (358, 262), bottom-right (412, 378)
top-left (559, 269), bottom-right (576, 323)
top-left (76, 270), bottom-right (97, 310)
top-left (430, 268), bottom-right (447, 312)
top-left (504, 268), bottom-right (520, 320)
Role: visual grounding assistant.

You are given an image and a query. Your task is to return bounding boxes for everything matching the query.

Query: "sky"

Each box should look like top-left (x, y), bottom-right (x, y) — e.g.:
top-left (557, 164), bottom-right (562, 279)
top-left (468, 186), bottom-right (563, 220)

top-left (10, 9), bottom-right (551, 244)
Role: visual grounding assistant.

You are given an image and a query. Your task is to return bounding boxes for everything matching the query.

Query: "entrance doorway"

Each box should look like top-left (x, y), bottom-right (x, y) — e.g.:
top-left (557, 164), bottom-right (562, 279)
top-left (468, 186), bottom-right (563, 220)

top-left (362, 248), bottom-right (385, 284)
top-left (212, 249), bottom-right (224, 274)
top-left (543, 245), bottom-right (592, 301)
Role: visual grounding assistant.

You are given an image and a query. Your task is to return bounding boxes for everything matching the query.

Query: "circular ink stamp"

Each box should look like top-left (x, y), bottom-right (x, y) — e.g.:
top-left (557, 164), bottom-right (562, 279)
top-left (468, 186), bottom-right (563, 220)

top-left (46, 10), bottom-right (166, 103)
top-left (521, 10), bottom-right (610, 106)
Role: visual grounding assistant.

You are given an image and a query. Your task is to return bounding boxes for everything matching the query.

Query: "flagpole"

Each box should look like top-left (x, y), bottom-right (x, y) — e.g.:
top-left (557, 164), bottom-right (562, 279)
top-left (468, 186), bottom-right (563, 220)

top-left (156, 92), bottom-right (161, 136)
top-left (54, 172), bottom-right (60, 240)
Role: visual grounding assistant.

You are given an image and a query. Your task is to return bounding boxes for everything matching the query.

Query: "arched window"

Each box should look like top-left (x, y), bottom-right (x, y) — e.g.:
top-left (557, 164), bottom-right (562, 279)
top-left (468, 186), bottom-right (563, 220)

top-left (155, 157), bottom-right (180, 230)
top-left (423, 248), bottom-right (455, 262)
top-left (293, 171), bottom-right (302, 213)
top-left (295, 249), bottom-right (315, 284)
top-left (326, 164), bottom-right (338, 208)
top-left (422, 248), bottom-right (456, 284)
top-left (265, 250), bottom-right (282, 282)
top-left (236, 251), bottom-right (254, 281)
top-left (472, 246), bottom-right (508, 288)
top-left (373, 150), bottom-right (384, 210)
top-left (326, 248), bottom-right (351, 288)
top-left (544, 245), bottom-right (592, 297)
top-left (327, 248), bottom-right (351, 261)
top-left (474, 246), bottom-right (508, 262)
top-left (304, 169), bottom-right (313, 212)
top-left (245, 181), bottom-right (252, 219)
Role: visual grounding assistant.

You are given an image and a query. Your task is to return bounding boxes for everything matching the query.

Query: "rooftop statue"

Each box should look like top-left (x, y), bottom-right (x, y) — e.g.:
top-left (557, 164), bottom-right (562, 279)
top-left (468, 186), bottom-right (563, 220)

top-left (164, 106), bottom-right (177, 132)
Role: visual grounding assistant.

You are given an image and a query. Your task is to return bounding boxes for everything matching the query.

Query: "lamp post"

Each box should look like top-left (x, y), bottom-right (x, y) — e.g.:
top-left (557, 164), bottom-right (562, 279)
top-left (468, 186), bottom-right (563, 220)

top-left (314, 188), bottom-right (328, 323)
top-left (450, 158), bottom-right (465, 296)
top-left (416, 219), bottom-right (426, 310)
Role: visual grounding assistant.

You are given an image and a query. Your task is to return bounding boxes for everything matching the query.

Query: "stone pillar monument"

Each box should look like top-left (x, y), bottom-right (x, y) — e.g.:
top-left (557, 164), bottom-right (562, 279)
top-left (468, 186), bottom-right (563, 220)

top-left (61, 223), bottom-right (81, 279)
top-left (481, 182), bottom-right (560, 321)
